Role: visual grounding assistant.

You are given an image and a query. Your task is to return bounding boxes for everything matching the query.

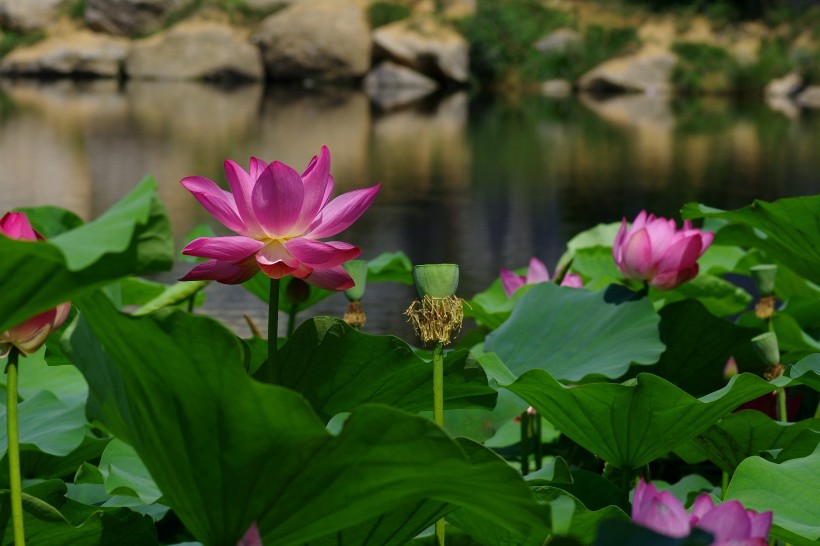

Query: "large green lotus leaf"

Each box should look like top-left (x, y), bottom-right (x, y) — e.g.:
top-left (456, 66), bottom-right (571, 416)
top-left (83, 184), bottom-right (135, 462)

top-left (11, 347), bottom-right (88, 404)
top-left (99, 439), bottom-right (163, 504)
top-left (17, 205), bottom-right (84, 238)
top-left (503, 371), bottom-right (787, 470)
top-left (0, 177), bottom-right (173, 333)
top-left (556, 222), bottom-right (621, 271)
top-left (682, 196), bottom-right (820, 286)
top-left (0, 390), bottom-right (86, 460)
top-left (726, 444), bottom-right (820, 545)
top-left (0, 479), bottom-right (157, 545)
top-left (366, 250), bottom-right (414, 285)
top-left (464, 278), bottom-right (518, 330)
top-left (685, 410), bottom-right (820, 473)
top-left (789, 354), bottom-right (820, 392)
top-left (278, 317), bottom-right (496, 421)
top-left (485, 283), bottom-right (665, 381)
top-left (651, 300), bottom-right (762, 397)
top-left (66, 292), bottom-right (543, 546)
top-left (649, 274), bottom-right (751, 317)
top-left (7, 434), bottom-right (109, 486)
top-left (569, 247), bottom-right (621, 290)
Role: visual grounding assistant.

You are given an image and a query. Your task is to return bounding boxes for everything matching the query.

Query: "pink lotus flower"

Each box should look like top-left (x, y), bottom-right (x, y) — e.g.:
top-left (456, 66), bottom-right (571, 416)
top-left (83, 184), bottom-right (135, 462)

top-left (500, 257), bottom-right (582, 297)
top-left (632, 480), bottom-right (772, 545)
top-left (0, 212), bottom-right (71, 357)
top-left (180, 146), bottom-right (380, 291)
top-left (613, 211), bottom-right (713, 290)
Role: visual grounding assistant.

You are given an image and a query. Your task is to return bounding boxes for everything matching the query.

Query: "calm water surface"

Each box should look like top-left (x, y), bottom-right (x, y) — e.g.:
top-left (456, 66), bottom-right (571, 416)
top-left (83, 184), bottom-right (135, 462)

top-left (1, 79), bottom-right (818, 338)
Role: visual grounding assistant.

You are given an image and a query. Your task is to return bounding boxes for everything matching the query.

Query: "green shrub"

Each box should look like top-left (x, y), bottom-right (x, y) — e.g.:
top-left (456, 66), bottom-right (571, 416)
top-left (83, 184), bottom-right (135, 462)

top-left (458, 0), bottom-right (575, 86)
top-left (672, 42), bottom-right (737, 94)
top-left (368, 2), bottom-right (411, 28)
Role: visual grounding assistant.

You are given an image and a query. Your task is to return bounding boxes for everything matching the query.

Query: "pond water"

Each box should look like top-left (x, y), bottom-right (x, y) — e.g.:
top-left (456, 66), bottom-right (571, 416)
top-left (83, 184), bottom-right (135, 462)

top-left (1, 79), bottom-right (818, 338)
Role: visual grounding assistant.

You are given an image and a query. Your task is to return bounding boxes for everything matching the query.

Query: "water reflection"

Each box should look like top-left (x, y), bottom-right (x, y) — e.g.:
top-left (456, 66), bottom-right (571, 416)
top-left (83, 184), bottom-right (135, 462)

top-left (0, 80), bottom-right (818, 336)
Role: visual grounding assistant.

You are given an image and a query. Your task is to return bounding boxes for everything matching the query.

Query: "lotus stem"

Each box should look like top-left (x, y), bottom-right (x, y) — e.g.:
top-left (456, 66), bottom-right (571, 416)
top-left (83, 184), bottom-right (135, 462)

top-left (520, 410), bottom-right (531, 476)
top-left (287, 306), bottom-right (297, 338)
top-left (721, 471), bottom-right (729, 500)
top-left (433, 341), bottom-right (445, 546)
top-left (533, 416), bottom-right (543, 471)
top-left (254, 277), bottom-right (281, 384)
top-left (5, 348), bottom-right (25, 546)
top-left (778, 389), bottom-right (788, 424)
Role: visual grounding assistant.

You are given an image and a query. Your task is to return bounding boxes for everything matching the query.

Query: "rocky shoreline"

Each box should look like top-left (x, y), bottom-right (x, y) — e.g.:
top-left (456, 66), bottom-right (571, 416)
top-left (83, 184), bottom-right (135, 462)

top-left (0, 0), bottom-right (818, 110)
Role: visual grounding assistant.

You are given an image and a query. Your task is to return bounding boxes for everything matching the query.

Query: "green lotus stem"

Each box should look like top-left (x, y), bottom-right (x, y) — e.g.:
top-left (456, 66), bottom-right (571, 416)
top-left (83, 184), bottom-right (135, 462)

top-left (257, 277), bottom-right (281, 385)
top-left (5, 348), bottom-right (25, 546)
top-left (533, 415), bottom-right (543, 471)
top-left (520, 410), bottom-right (531, 476)
top-left (778, 388), bottom-right (788, 423)
top-left (433, 341), bottom-right (445, 546)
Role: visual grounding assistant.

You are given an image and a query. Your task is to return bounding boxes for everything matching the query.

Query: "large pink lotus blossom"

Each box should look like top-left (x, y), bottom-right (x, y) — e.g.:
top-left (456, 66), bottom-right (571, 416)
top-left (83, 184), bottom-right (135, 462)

top-left (180, 146), bottom-right (380, 291)
top-left (500, 257), bottom-right (582, 297)
top-left (632, 480), bottom-right (772, 546)
top-left (0, 212), bottom-right (71, 357)
top-left (613, 210), bottom-right (714, 290)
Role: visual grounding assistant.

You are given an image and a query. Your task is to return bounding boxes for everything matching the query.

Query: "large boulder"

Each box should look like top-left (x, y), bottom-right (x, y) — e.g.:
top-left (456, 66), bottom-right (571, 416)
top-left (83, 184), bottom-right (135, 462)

top-left (363, 61), bottom-right (438, 109)
top-left (253, 0), bottom-right (371, 81)
top-left (125, 21), bottom-right (264, 81)
top-left (0, 0), bottom-right (67, 32)
top-left (85, 0), bottom-right (189, 37)
top-left (534, 28), bottom-right (582, 56)
top-left (372, 16), bottom-right (468, 83)
top-left (765, 72), bottom-right (803, 98)
top-left (0, 30), bottom-right (129, 77)
top-left (578, 46), bottom-right (677, 95)
top-left (796, 86), bottom-right (820, 108)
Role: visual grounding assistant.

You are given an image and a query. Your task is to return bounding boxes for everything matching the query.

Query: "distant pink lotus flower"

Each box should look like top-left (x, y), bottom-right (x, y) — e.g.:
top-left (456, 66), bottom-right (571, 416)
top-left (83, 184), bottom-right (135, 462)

top-left (500, 257), bottom-right (582, 297)
top-left (237, 523), bottom-right (262, 546)
top-left (0, 212), bottom-right (71, 357)
top-left (180, 146), bottom-right (380, 291)
top-left (613, 211), bottom-right (714, 290)
top-left (632, 480), bottom-right (772, 545)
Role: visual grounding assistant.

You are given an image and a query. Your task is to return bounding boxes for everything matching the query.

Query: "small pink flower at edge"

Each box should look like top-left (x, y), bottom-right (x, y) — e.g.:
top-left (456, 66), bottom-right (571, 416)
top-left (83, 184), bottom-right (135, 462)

top-left (499, 257), bottom-right (582, 297)
top-left (0, 212), bottom-right (71, 357)
top-left (237, 522), bottom-right (263, 546)
top-left (179, 146), bottom-right (380, 291)
top-left (613, 210), bottom-right (714, 290)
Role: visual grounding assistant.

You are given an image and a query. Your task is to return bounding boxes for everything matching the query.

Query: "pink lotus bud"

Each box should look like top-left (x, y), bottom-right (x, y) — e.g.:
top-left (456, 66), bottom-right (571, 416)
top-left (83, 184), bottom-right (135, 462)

top-left (632, 480), bottom-right (772, 545)
top-left (237, 522), bottom-right (262, 546)
top-left (723, 357), bottom-right (738, 380)
top-left (500, 257), bottom-right (582, 297)
top-left (0, 212), bottom-right (71, 358)
top-left (613, 211), bottom-right (713, 290)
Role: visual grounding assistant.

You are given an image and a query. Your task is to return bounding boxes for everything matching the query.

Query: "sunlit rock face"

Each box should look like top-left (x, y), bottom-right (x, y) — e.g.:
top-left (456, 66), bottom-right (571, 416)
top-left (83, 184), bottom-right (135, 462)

top-left (85, 0), bottom-right (191, 37)
top-left (125, 21), bottom-right (264, 82)
top-left (372, 16), bottom-right (469, 83)
top-left (253, 0), bottom-right (371, 81)
top-left (0, 0), bottom-right (67, 32)
top-left (0, 30), bottom-right (129, 78)
top-left (578, 46), bottom-right (677, 95)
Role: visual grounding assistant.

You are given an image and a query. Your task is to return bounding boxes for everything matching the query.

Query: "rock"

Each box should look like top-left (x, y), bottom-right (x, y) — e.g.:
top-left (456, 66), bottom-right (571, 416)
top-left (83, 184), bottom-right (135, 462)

top-left (126, 21), bottom-right (264, 81)
top-left (363, 61), bottom-right (438, 109)
top-left (578, 46), bottom-right (677, 95)
top-left (765, 72), bottom-right (803, 98)
top-left (373, 16), bottom-right (469, 83)
top-left (534, 28), bottom-right (582, 56)
top-left (85, 0), bottom-right (189, 37)
top-left (637, 17), bottom-right (677, 48)
top-left (796, 86), bottom-right (820, 108)
top-left (541, 79), bottom-right (572, 97)
top-left (253, 0), bottom-right (370, 81)
top-left (0, 30), bottom-right (129, 77)
top-left (242, 0), bottom-right (295, 9)
top-left (0, 0), bottom-right (67, 32)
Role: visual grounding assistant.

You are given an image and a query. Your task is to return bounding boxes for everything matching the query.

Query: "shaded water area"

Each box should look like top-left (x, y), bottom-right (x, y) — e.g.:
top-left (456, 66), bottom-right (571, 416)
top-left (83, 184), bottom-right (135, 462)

top-left (1, 79), bottom-right (818, 338)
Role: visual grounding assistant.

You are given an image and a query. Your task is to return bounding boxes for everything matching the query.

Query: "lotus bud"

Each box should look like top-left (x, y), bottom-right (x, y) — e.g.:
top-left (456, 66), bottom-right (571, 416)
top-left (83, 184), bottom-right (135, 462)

top-left (405, 264), bottom-right (463, 346)
top-left (342, 260), bottom-right (368, 302)
top-left (723, 356), bottom-right (738, 380)
top-left (752, 332), bottom-right (780, 368)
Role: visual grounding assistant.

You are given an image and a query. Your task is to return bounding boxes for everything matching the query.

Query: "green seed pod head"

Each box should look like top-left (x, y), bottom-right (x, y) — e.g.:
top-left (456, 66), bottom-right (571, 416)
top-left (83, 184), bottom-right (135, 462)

top-left (343, 260), bottom-right (369, 301)
top-left (750, 264), bottom-right (777, 297)
top-left (752, 331), bottom-right (780, 367)
top-left (413, 264), bottom-right (459, 299)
